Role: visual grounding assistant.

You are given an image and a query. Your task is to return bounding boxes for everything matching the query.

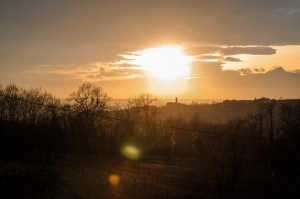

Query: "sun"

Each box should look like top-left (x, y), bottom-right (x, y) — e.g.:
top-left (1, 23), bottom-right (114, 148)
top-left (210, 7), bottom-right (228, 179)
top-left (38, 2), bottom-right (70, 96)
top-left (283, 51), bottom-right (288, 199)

top-left (132, 45), bottom-right (193, 80)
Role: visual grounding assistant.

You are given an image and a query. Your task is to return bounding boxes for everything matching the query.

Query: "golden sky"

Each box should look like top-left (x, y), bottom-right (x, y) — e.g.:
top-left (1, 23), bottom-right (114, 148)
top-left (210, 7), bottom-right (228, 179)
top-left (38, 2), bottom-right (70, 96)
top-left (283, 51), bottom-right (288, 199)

top-left (1, 0), bottom-right (300, 99)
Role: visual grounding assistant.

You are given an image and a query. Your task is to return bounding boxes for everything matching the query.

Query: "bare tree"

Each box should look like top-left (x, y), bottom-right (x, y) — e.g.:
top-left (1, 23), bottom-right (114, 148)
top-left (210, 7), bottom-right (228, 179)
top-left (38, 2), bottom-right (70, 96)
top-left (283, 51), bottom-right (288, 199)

top-left (4, 84), bottom-right (20, 121)
top-left (130, 93), bottom-right (159, 123)
top-left (68, 83), bottom-right (110, 152)
top-left (68, 83), bottom-right (110, 116)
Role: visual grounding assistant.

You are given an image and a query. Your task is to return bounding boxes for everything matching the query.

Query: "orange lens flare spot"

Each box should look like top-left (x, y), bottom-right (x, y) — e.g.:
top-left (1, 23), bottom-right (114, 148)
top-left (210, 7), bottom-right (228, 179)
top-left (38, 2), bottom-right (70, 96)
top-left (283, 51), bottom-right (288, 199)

top-left (109, 174), bottom-right (120, 186)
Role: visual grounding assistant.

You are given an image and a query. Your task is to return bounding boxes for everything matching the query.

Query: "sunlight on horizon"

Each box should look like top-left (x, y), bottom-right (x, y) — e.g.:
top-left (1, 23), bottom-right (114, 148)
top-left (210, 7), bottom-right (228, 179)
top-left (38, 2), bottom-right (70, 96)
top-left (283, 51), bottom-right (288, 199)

top-left (119, 45), bottom-right (194, 96)
top-left (125, 45), bottom-right (193, 80)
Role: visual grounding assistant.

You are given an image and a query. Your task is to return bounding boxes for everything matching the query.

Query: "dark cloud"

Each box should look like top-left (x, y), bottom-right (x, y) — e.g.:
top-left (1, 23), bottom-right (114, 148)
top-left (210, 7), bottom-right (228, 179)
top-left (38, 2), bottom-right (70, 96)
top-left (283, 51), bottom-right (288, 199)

top-left (221, 47), bottom-right (276, 56)
top-left (224, 57), bottom-right (242, 62)
top-left (189, 63), bottom-right (300, 99)
top-left (253, 68), bottom-right (266, 73)
top-left (238, 68), bottom-right (252, 76)
top-left (185, 46), bottom-right (222, 56)
top-left (185, 46), bottom-right (276, 61)
top-left (266, 66), bottom-right (286, 74)
top-left (200, 55), bottom-right (221, 60)
top-left (1, 0), bottom-right (299, 69)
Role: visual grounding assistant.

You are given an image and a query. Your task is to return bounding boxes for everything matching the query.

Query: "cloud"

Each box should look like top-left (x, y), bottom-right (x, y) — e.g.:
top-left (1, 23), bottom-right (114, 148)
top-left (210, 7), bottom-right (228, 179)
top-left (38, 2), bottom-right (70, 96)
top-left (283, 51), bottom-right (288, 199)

top-left (264, 66), bottom-right (287, 76)
top-left (1, 1), bottom-right (300, 99)
top-left (24, 61), bottom-right (144, 83)
top-left (188, 63), bottom-right (300, 99)
top-left (237, 68), bottom-right (253, 76)
top-left (253, 68), bottom-right (266, 73)
top-left (17, 59), bottom-right (300, 99)
top-left (221, 47), bottom-right (276, 56)
top-left (88, 68), bottom-right (143, 80)
top-left (184, 45), bottom-right (276, 65)
top-left (235, 67), bottom-right (271, 76)
top-left (224, 57), bottom-right (242, 62)
top-left (1, 0), bottom-right (300, 69)
top-left (185, 46), bottom-right (223, 56)
top-left (190, 61), bottom-right (224, 77)
top-left (198, 55), bottom-right (221, 62)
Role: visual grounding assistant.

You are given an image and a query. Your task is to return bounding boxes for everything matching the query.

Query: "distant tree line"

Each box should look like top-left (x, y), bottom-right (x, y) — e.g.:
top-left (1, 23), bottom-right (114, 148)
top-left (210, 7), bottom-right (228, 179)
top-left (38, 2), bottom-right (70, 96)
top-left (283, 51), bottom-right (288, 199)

top-left (1, 83), bottom-right (300, 156)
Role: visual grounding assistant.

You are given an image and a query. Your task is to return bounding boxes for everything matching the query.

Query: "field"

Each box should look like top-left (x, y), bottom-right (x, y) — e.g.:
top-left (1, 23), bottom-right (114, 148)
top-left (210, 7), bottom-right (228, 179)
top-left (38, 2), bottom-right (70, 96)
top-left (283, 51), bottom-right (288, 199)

top-left (0, 155), bottom-right (210, 199)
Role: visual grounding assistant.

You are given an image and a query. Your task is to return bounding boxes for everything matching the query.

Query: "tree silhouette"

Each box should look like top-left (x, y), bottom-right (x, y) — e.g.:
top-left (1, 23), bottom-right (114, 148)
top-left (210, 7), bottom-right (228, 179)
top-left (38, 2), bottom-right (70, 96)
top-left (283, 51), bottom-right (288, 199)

top-left (68, 83), bottom-right (110, 152)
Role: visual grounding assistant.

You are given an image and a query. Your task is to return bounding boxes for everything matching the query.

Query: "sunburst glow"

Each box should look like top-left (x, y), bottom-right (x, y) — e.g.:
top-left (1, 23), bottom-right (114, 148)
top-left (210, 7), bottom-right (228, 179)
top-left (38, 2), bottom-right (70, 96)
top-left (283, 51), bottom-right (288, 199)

top-left (130, 46), bottom-right (193, 80)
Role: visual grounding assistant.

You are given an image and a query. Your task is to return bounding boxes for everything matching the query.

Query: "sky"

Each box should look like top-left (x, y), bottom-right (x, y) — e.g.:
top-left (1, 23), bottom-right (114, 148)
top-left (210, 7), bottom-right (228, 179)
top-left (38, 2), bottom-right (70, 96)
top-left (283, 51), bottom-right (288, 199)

top-left (1, 0), bottom-right (300, 99)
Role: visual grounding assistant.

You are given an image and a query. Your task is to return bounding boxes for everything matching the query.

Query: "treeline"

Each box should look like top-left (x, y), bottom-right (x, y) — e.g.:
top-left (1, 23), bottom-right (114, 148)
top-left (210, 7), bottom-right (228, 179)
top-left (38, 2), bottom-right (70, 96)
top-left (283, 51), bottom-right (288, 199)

top-left (164, 97), bottom-right (300, 142)
top-left (1, 83), bottom-right (300, 198)
top-left (1, 83), bottom-right (300, 157)
top-left (0, 83), bottom-right (167, 157)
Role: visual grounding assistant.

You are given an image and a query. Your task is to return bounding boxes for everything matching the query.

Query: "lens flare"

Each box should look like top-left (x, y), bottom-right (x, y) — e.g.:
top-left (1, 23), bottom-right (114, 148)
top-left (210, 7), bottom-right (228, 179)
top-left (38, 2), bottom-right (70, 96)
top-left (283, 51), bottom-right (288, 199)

top-left (109, 174), bottom-right (120, 186)
top-left (121, 145), bottom-right (141, 160)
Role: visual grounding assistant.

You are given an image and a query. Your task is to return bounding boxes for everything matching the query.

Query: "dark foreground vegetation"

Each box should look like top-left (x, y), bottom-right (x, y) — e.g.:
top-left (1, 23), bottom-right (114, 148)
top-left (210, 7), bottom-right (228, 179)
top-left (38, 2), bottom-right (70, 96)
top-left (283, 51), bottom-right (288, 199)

top-left (1, 83), bottom-right (300, 199)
